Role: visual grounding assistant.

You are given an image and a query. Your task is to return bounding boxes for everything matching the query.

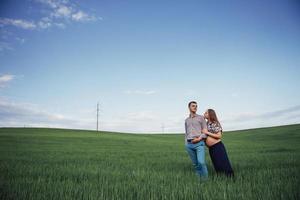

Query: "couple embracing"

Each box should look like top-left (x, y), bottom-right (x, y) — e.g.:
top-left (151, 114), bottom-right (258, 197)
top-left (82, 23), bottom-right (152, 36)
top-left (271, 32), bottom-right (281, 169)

top-left (184, 101), bottom-right (234, 179)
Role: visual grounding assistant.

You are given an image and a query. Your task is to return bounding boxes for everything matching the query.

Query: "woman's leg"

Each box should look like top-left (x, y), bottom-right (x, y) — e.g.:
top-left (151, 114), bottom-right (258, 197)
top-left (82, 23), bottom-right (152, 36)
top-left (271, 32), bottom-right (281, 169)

top-left (209, 142), bottom-right (234, 177)
top-left (218, 142), bottom-right (234, 177)
top-left (209, 144), bottom-right (222, 172)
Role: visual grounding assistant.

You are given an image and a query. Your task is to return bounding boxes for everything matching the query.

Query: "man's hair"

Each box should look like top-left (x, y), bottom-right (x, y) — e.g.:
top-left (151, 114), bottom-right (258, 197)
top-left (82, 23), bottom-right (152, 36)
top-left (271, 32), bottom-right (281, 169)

top-left (188, 101), bottom-right (197, 107)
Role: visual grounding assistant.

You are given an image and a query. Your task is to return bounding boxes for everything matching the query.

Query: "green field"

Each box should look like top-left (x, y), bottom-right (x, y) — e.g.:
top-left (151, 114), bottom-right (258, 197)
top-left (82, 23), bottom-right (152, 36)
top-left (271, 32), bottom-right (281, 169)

top-left (0, 124), bottom-right (299, 200)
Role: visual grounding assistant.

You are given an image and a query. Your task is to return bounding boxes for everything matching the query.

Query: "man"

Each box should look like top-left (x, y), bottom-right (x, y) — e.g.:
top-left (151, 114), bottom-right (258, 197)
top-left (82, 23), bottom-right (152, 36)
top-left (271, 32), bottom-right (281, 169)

top-left (185, 101), bottom-right (208, 179)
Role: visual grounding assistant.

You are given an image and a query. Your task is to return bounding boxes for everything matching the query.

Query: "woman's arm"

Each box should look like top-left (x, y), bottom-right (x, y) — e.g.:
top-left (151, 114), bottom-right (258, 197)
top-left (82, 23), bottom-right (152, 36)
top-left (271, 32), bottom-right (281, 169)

top-left (206, 131), bottom-right (222, 139)
top-left (202, 128), bottom-right (222, 139)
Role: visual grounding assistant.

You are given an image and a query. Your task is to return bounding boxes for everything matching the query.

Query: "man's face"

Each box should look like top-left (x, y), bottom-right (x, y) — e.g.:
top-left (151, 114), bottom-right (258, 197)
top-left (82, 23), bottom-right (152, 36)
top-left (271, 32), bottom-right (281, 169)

top-left (189, 103), bottom-right (197, 113)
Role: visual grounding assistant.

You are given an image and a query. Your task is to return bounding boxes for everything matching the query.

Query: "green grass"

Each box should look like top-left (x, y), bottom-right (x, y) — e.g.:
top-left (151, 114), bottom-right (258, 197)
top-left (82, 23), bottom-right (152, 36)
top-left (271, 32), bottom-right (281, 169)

top-left (0, 124), bottom-right (300, 200)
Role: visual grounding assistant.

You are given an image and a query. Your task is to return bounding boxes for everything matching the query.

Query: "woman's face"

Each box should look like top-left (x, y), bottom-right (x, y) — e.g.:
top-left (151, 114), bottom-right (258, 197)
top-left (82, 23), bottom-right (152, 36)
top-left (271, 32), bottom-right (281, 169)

top-left (204, 110), bottom-right (209, 119)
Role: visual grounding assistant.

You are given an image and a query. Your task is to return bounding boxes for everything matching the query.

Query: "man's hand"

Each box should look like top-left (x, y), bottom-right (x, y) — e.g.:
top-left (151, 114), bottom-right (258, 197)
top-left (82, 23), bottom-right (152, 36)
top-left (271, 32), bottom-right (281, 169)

top-left (191, 136), bottom-right (202, 144)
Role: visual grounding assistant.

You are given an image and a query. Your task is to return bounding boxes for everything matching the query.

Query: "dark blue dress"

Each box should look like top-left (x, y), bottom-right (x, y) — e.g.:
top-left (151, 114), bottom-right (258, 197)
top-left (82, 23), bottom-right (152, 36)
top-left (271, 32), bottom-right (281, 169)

top-left (207, 121), bottom-right (234, 177)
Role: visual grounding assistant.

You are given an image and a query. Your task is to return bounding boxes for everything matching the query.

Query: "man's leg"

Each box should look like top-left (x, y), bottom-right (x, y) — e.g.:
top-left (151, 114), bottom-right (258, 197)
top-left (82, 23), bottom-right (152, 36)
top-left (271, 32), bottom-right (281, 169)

top-left (185, 143), bottom-right (199, 176)
top-left (195, 142), bottom-right (208, 178)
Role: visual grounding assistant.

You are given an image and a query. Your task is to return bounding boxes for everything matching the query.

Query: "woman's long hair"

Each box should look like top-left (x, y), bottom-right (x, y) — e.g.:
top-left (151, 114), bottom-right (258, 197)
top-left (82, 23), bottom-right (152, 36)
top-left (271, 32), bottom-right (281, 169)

top-left (208, 109), bottom-right (222, 130)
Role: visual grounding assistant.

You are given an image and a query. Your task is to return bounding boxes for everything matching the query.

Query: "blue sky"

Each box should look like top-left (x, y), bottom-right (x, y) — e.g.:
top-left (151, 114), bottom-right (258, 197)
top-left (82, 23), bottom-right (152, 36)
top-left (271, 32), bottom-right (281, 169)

top-left (1, 0), bottom-right (300, 133)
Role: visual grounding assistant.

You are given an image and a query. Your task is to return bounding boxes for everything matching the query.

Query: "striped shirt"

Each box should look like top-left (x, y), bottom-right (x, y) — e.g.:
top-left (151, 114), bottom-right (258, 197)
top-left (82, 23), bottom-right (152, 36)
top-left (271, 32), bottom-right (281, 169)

top-left (184, 113), bottom-right (207, 144)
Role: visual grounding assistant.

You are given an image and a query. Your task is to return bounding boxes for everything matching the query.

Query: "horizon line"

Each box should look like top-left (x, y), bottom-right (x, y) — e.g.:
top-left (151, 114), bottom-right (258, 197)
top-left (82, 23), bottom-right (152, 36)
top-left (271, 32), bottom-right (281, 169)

top-left (1, 123), bottom-right (299, 135)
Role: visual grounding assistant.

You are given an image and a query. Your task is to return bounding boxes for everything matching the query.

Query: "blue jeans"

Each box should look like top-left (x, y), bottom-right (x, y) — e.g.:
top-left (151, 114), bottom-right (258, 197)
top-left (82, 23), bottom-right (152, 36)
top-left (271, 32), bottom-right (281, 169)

top-left (185, 140), bottom-right (208, 178)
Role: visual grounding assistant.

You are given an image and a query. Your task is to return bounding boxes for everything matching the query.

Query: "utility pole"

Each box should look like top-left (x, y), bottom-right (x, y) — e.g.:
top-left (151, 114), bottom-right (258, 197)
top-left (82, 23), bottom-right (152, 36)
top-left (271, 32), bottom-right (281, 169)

top-left (96, 102), bottom-right (99, 132)
top-left (161, 123), bottom-right (165, 134)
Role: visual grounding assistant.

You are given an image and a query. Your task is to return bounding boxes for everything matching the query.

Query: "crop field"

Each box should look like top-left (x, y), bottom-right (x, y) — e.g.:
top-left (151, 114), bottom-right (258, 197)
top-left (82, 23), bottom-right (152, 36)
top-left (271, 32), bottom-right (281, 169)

top-left (0, 124), bottom-right (299, 200)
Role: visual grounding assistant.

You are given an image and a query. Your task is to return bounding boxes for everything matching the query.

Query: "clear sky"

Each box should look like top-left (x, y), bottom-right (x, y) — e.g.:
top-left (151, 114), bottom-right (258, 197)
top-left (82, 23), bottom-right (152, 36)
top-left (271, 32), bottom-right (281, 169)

top-left (1, 0), bottom-right (300, 133)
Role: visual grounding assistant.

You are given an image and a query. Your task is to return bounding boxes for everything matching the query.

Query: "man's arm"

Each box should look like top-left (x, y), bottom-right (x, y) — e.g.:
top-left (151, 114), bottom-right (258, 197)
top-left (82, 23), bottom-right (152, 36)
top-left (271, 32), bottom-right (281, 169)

top-left (201, 128), bottom-right (208, 134)
top-left (184, 121), bottom-right (188, 143)
top-left (200, 116), bottom-right (208, 138)
top-left (200, 128), bottom-right (208, 138)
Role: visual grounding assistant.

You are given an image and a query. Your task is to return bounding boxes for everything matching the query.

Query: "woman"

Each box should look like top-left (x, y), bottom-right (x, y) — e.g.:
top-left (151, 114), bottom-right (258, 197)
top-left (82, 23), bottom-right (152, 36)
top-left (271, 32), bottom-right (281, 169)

top-left (203, 109), bottom-right (234, 177)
